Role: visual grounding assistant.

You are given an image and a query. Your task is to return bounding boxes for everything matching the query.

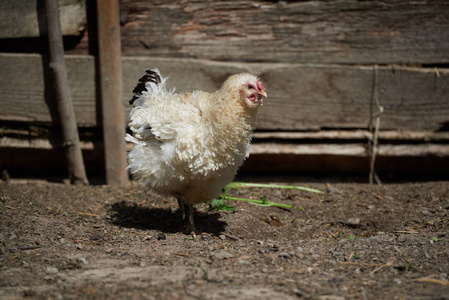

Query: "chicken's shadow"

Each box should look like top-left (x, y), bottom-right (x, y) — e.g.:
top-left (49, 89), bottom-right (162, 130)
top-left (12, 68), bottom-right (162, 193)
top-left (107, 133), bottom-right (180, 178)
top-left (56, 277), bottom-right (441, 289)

top-left (110, 200), bottom-right (227, 234)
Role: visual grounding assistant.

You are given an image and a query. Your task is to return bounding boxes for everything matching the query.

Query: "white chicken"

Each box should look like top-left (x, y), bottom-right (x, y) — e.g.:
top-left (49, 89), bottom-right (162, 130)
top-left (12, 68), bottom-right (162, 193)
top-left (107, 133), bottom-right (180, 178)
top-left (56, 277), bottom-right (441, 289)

top-left (125, 69), bottom-right (267, 233)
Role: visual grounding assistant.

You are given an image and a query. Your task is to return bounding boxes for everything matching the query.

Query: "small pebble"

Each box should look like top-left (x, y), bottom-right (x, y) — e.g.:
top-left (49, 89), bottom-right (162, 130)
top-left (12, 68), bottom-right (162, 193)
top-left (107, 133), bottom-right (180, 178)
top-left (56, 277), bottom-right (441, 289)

top-left (219, 234), bottom-right (226, 240)
top-left (278, 251), bottom-right (290, 258)
top-left (347, 217), bottom-right (360, 225)
top-left (46, 266), bottom-right (58, 274)
top-left (157, 233), bottom-right (166, 240)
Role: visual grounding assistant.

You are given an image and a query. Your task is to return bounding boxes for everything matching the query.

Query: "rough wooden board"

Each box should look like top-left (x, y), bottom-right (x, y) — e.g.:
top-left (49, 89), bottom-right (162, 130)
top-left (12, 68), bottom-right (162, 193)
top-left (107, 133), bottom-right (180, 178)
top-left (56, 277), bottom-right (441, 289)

top-left (1, 54), bottom-right (448, 131)
top-left (0, 136), bottom-right (94, 150)
top-left (0, 0), bottom-right (86, 38)
top-left (0, 53), bottom-right (97, 126)
top-left (4, 135), bottom-right (448, 158)
top-left (2, 136), bottom-right (448, 178)
top-left (97, 0), bottom-right (128, 187)
top-left (116, 0), bottom-right (449, 64)
top-left (258, 64), bottom-right (449, 131)
top-left (240, 152), bottom-right (449, 178)
top-left (250, 143), bottom-right (449, 157)
top-left (252, 131), bottom-right (449, 142)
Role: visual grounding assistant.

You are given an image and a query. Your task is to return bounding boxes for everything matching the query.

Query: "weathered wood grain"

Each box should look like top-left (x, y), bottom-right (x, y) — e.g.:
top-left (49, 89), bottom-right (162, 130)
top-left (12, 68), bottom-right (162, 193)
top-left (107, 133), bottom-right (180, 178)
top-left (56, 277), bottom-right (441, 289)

top-left (258, 64), bottom-right (449, 131)
top-left (251, 131), bottom-right (449, 142)
top-left (3, 135), bottom-right (448, 179)
top-left (97, 0), bottom-right (128, 187)
top-left (0, 54), bottom-right (97, 126)
top-left (1, 54), bottom-right (448, 131)
top-left (4, 136), bottom-right (448, 158)
top-left (44, 0), bottom-right (88, 185)
top-left (116, 0), bottom-right (449, 64)
top-left (250, 143), bottom-right (449, 158)
top-left (0, 0), bottom-right (86, 38)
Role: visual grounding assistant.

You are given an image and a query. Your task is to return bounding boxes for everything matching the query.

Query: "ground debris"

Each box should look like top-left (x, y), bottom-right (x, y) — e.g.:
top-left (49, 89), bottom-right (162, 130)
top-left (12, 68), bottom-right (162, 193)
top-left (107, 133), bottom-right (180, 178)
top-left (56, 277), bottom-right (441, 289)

top-left (212, 250), bottom-right (234, 259)
top-left (0, 181), bottom-right (448, 299)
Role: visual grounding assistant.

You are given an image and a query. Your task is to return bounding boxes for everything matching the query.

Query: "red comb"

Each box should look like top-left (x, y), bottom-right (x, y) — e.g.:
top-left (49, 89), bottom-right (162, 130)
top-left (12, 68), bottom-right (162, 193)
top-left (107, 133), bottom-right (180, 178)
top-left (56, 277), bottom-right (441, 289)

top-left (256, 79), bottom-right (265, 91)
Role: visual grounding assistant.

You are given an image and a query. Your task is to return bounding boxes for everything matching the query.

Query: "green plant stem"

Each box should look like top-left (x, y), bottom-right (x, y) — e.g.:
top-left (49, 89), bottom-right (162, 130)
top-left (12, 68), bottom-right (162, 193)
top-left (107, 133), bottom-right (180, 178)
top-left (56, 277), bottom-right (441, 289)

top-left (220, 195), bottom-right (292, 209)
top-left (227, 182), bottom-right (324, 194)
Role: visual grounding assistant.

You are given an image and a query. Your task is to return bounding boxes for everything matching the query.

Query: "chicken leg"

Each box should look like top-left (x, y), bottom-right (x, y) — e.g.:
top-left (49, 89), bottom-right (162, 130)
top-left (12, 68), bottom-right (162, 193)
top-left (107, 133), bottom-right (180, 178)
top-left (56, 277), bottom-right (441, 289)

top-left (176, 195), bottom-right (196, 234)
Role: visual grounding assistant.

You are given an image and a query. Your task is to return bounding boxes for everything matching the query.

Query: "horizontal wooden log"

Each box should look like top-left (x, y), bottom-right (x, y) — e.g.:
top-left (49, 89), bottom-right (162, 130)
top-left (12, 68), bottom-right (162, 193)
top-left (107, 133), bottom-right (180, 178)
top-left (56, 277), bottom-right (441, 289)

top-left (0, 136), bottom-right (95, 150)
top-left (240, 153), bottom-right (449, 178)
top-left (2, 135), bottom-right (448, 179)
top-left (252, 131), bottom-right (449, 142)
top-left (250, 143), bottom-right (449, 158)
top-left (0, 0), bottom-right (86, 38)
top-left (1, 54), bottom-right (448, 131)
top-left (116, 0), bottom-right (449, 64)
top-left (3, 134), bottom-right (448, 158)
top-left (4, 127), bottom-right (448, 144)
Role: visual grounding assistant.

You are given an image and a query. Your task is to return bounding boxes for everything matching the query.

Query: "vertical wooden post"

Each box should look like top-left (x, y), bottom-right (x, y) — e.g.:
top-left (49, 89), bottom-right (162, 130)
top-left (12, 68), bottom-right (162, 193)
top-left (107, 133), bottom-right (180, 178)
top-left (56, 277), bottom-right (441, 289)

top-left (97, 0), bottom-right (129, 186)
top-left (44, 0), bottom-right (88, 185)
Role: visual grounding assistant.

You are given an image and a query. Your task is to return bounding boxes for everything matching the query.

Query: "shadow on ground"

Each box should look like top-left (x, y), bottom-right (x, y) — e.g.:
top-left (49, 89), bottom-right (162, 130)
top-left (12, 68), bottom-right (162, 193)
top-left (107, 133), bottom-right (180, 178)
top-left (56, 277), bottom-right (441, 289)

top-left (110, 200), bottom-right (227, 234)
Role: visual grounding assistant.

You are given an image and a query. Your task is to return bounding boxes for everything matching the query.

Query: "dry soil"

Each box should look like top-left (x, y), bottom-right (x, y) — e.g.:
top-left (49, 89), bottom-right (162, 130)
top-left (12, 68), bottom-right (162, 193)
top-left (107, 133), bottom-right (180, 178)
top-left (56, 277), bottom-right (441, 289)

top-left (1, 180), bottom-right (448, 299)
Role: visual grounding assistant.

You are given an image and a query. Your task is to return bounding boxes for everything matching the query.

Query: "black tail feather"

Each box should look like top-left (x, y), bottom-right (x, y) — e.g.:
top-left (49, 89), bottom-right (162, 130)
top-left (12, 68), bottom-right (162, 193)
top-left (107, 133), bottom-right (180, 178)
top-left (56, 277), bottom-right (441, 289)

top-left (129, 69), bottom-right (162, 105)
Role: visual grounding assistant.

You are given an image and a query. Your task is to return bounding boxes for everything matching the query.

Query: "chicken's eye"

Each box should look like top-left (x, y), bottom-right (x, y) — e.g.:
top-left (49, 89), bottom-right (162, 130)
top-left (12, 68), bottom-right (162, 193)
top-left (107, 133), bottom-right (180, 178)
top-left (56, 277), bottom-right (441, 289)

top-left (248, 84), bottom-right (255, 90)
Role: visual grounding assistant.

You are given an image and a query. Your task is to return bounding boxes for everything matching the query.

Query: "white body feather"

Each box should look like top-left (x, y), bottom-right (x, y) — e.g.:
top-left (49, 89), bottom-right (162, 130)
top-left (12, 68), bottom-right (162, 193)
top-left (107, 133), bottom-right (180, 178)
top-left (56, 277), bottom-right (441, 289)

top-left (126, 69), bottom-right (260, 205)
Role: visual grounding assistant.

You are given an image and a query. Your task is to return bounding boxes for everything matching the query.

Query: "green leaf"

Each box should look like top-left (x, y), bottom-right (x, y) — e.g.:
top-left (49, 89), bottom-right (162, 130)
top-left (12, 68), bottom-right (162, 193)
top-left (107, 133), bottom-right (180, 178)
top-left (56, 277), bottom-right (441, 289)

top-left (213, 181), bottom-right (322, 212)
top-left (209, 198), bottom-right (236, 212)
top-left (297, 206), bottom-right (304, 211)
top-left (259, 197), bottom-right (268, 204)
top-left (198, 259), bottom-right (209, 277)
top-left (348, 234), bottom-right (356, 240)
top-left (354, 254), bottom-right (361, 259)
top-left (220, 195), bottom-right (291, 209)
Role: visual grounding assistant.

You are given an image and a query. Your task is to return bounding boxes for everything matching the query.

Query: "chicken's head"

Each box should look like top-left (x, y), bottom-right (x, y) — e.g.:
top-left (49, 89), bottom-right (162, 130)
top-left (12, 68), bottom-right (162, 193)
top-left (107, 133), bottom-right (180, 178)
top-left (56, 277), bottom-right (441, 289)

top-left (241, 78), bottom-right (267, 108)
top-left (223, 73), bottom-right (267, 109)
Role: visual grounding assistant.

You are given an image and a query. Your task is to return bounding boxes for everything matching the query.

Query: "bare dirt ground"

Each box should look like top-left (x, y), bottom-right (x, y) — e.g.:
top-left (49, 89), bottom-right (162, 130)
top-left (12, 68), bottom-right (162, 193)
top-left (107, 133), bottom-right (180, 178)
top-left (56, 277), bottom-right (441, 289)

top-left (1, 180), bottom-right (448, 299)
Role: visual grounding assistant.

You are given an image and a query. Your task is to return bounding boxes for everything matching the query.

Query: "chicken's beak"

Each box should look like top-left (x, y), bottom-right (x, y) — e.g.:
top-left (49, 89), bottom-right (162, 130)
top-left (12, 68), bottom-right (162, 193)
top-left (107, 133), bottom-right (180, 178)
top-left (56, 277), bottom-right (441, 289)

top-left (258, 90), bottom-right (267, 98)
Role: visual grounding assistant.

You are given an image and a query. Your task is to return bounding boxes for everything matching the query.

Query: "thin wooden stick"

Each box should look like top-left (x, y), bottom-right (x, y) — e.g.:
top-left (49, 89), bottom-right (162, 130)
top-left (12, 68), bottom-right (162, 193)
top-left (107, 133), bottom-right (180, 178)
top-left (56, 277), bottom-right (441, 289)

top-left (368, 65), bottom-right (383, 185)
top-left (78, 212), bottom-right (100, 217)
top-left (44, 0), bottom-right (88, 185)
top-left (370, 260), bottom-right (393, 275)
top-left (411, 278), bottom-right (449, 285)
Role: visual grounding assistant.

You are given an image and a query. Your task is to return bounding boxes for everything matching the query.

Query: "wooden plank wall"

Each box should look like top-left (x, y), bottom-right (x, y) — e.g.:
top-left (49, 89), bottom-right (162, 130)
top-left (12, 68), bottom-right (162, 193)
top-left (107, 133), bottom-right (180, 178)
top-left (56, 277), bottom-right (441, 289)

top-left (114, 0), bottom-right (449, 64)
top-left (0, 0), bottom-right (86, 38)
top-left (1, 54), bottom-right (448, 132)
top-left (1, 0), bottom-right (449, 180)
